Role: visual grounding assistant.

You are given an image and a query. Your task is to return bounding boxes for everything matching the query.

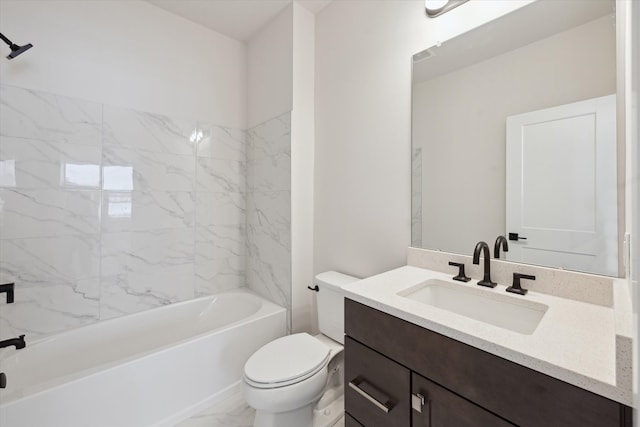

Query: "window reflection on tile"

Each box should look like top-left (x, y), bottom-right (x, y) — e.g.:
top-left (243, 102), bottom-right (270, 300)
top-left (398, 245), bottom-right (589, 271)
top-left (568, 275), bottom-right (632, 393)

top-left (0, 160), bottom-right (16, 187)
top-left (107, 193), bottom-right (132, 218)
top-left (63, 163), bottom-right (100, 188)
top-left (103, 166), bottom-right (133, 190)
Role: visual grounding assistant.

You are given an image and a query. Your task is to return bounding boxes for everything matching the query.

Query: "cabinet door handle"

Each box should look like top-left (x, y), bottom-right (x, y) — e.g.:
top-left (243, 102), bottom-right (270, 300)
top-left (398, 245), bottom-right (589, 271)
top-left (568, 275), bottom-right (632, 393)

top-left (412, 392), bottom-right (425, 413)
top-left (348, 378), bottom-right (394, 413)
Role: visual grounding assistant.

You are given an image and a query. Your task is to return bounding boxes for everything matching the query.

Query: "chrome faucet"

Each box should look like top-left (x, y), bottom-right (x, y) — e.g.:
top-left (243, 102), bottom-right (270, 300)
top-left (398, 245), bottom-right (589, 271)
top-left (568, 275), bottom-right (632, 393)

top-left (473, 241), bottom-right (497, 288)
top-left (0, 335), bottom-right (25, 350)
top-left (494, 236), bottom-right (509, 259)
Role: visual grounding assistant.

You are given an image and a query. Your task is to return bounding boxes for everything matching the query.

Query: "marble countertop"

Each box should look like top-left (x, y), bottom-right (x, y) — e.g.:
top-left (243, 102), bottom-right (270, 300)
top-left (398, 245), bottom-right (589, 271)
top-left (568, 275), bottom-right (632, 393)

top-left (342, 265), bottom-right (633, 406)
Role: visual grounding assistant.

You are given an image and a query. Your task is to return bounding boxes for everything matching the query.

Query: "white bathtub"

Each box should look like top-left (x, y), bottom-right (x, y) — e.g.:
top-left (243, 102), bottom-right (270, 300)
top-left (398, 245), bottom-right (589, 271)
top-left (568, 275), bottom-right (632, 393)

top-left (0, 290), bottom-right (286, 427)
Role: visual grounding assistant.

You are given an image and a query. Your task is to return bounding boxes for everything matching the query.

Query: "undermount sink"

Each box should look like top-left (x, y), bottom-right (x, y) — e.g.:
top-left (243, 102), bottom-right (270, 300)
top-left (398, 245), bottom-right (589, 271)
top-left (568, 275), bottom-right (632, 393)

top-left (397, 279), bottom-right (548, 334)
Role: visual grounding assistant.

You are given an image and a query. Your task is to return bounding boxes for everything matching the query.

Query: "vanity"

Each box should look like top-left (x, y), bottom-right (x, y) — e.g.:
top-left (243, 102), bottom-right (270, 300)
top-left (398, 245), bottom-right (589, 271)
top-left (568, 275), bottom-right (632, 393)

top-left (341, 260), bottom-right (633, 427)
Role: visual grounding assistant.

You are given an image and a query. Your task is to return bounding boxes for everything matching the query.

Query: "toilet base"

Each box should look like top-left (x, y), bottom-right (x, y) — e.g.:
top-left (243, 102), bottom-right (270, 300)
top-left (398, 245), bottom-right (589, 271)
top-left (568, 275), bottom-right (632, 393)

top-left (313, 394), bottom-right (344, 427)
top-left (254, 403), bottom-right (315, 427)
top-left (253, 395), bottom-right (344, 427)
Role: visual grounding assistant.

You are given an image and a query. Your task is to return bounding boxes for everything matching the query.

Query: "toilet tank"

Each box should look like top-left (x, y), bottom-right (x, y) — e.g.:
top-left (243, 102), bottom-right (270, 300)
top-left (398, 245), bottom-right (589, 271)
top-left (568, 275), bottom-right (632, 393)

top-left (315, 271), bottom-right (359, 344)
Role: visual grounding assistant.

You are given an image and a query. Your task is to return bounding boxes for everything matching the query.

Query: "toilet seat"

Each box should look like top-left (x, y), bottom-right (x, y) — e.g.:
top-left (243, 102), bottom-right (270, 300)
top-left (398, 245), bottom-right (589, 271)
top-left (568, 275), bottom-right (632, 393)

top-left (244, 333), bottom-right (331, 389)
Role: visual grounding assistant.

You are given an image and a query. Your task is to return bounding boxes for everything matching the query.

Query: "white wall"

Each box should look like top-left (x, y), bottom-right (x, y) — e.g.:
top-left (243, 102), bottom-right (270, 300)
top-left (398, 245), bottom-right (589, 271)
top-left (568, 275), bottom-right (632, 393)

top-left (247, 4), bottom-right (293, 128)
top-left (314, 0), bottom-right (533, 279)
top-left (291, 3), bottom-right (316, 333)
top-left (0, 0), bottom-right (246, 129)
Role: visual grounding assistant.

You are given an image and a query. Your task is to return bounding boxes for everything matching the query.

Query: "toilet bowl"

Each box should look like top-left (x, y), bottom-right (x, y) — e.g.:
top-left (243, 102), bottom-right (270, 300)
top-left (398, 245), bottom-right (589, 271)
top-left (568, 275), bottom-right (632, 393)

top-left (242, 271), bottom-right (359, 427)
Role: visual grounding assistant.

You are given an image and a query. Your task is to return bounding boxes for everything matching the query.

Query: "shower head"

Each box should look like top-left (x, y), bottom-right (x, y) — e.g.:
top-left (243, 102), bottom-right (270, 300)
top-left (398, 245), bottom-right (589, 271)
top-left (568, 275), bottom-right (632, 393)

top-left (7, 43), bottom-right (33, 59)
top-left (0, 32), bottom-right (33, 60)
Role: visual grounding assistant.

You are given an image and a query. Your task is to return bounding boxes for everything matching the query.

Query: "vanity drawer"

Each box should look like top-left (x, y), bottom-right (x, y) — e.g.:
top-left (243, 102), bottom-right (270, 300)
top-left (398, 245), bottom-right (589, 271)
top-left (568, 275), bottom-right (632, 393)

top-left (345, 336), bottom-right (410, 427)
top-left (345, 298), bottom-right (627, 427)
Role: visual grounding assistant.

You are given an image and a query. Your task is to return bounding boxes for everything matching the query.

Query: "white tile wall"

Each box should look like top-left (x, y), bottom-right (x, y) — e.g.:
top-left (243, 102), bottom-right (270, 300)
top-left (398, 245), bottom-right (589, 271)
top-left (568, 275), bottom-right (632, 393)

top-left (0, 86), bottom-right (298, 339)
top-left (246, 113), bottom-right (292, 327)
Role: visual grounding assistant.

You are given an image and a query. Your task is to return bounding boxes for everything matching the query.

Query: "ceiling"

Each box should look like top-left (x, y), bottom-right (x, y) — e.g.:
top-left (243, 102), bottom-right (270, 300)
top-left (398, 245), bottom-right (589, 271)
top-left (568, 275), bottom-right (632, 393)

top-left (147, 0), bottom-right (332, 42)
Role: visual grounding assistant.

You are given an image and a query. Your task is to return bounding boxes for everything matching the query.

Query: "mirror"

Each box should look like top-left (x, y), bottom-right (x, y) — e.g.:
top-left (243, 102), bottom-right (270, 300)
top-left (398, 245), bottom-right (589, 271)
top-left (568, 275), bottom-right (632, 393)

top-left (411, 0), bottom-right (623, 277)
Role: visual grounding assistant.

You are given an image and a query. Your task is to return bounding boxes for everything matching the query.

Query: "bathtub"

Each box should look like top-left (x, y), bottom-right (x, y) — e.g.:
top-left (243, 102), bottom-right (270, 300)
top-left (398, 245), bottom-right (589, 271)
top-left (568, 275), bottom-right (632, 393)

top-left (0, 290), bottom-right (286, 427)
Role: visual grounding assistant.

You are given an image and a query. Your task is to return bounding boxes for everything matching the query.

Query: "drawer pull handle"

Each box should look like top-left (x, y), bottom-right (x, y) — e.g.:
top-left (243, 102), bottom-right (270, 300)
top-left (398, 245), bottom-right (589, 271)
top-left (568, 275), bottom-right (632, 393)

top-left (348, 378), bottom-right (393, 413)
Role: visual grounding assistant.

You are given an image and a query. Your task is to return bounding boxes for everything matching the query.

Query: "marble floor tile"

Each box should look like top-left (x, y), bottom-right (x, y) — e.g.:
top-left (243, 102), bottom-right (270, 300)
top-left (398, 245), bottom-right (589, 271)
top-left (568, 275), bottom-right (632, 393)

top-left (173, 391), bottom-right (346, 427)
top-left (332, 417), bottom-right (345, 427)
top-left (175, 392), bottom-right (255, 427)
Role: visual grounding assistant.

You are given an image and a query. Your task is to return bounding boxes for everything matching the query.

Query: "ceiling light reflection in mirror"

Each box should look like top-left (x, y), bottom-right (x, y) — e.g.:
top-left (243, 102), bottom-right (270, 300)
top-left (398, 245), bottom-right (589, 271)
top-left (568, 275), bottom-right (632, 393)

top-left (425, 0), bottom-right (469, 18)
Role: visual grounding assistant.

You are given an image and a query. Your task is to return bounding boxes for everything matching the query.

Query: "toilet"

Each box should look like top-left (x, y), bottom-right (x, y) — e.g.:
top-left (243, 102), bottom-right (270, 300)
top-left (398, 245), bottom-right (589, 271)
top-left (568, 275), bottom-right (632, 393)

top-left (242, 271), bottom-right (359, 427)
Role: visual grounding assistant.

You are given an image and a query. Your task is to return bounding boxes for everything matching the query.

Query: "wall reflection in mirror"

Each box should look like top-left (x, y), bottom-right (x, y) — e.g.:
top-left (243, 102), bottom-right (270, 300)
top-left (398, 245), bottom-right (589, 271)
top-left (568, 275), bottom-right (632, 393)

top-left (411, 0), bottom-right (623, 277)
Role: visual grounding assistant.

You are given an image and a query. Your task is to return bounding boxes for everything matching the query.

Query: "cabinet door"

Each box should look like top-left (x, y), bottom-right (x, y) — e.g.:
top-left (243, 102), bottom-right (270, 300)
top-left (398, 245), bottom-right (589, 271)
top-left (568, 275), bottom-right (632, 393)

top-left (345, 413), bottom-right (364, 426)
top-left (412, 373), bottom-right (515, 427)
top-left (345, 337), bottom-right (410, 427)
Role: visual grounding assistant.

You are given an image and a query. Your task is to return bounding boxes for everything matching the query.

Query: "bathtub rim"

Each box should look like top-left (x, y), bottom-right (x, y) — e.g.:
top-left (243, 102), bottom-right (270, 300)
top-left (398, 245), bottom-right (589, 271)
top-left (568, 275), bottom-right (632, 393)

top-left (0, 288), bottom-right (285, 406)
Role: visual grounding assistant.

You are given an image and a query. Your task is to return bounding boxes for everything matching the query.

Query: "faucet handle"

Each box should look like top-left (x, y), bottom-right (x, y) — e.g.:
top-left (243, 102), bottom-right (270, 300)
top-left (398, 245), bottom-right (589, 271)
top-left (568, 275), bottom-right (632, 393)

top-left (448, 262), bottom-right (471, 282)
top-left (507, 273), bottom-right (535, 295)
top-left (0, 283), bottom-right (14, 304)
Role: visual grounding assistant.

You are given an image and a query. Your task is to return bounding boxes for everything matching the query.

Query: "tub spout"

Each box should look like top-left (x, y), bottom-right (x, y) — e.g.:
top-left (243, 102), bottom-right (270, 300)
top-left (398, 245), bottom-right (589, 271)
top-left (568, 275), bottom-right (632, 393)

top-left (0, 334), bottom-right (26, 350)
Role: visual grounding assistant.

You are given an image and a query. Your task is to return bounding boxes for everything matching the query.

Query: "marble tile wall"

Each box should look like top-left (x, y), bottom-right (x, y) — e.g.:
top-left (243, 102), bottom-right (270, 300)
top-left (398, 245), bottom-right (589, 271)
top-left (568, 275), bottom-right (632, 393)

top-left (246, 113), bottom-right (292, 327)
top-left (0, 85), bottom-right (103, 337)
top-left (0, 85), bottom-right (249, 338)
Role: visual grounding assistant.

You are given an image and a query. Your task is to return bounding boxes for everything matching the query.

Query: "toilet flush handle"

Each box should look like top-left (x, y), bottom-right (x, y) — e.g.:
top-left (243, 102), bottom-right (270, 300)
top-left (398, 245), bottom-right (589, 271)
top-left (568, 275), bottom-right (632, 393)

top-left (307, 285), bottom-right (319, 292)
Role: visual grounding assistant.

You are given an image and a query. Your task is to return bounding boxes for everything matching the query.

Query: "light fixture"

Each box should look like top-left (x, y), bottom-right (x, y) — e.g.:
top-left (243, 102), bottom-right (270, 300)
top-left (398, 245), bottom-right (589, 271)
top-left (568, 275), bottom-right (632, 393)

top-left (425, 0), bottom-right (469, 18)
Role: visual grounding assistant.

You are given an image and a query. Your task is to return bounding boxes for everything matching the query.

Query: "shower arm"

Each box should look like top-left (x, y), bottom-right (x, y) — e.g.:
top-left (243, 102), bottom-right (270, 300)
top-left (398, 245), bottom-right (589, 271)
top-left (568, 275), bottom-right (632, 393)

top-left (0, 33), bottom-right (13, 47)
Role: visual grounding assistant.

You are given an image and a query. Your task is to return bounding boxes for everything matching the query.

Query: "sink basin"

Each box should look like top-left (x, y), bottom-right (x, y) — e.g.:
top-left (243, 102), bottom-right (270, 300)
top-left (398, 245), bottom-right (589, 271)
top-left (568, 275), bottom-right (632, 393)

top-left (397, 279), bottom-right (548, 334)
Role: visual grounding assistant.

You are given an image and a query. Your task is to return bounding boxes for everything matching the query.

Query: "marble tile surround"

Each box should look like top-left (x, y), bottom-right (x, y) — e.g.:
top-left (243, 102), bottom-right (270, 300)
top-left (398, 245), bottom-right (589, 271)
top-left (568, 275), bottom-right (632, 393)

top-left (0, 85), bottom-right (295, 339)
top-left (246, 113), bottom-right (292, 326)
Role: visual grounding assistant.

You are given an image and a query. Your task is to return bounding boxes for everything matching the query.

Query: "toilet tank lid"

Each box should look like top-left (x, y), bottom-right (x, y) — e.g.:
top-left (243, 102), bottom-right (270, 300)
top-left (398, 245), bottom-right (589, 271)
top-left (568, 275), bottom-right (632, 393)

top-left (315, 271), bottom-right (359, 291)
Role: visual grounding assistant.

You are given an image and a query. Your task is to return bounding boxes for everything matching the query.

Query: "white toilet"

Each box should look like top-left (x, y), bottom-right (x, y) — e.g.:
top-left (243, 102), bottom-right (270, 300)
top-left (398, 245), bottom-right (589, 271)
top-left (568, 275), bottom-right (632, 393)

top-left (242, 271), bottom-right (359, 427)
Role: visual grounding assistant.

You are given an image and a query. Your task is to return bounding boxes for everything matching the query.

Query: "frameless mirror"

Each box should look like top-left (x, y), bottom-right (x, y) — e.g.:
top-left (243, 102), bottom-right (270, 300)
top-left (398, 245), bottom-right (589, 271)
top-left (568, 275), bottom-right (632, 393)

top-left (411, 0), bottom-right (623, 277)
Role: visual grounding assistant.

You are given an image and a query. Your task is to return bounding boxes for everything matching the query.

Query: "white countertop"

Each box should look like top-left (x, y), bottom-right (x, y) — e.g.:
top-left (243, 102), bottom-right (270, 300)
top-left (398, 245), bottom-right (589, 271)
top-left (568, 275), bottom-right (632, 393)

top-left (342, 265), bottom-right (633, 406)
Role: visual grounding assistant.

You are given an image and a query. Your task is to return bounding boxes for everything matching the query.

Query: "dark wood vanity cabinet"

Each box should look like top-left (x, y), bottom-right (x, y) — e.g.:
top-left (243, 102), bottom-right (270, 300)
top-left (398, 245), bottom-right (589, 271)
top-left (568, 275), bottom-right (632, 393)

top-left (344, 298), bottom-right (632, 427)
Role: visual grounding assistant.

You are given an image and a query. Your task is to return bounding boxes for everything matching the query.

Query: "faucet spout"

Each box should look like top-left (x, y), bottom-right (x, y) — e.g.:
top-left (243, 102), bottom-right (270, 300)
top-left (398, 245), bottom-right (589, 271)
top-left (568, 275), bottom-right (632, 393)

top-left (494, 236), bottom-right (509, 259)
top-left (473, 241), bottom-right (497, 288)
top-left (0, 335), bottom-right (26, 350)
